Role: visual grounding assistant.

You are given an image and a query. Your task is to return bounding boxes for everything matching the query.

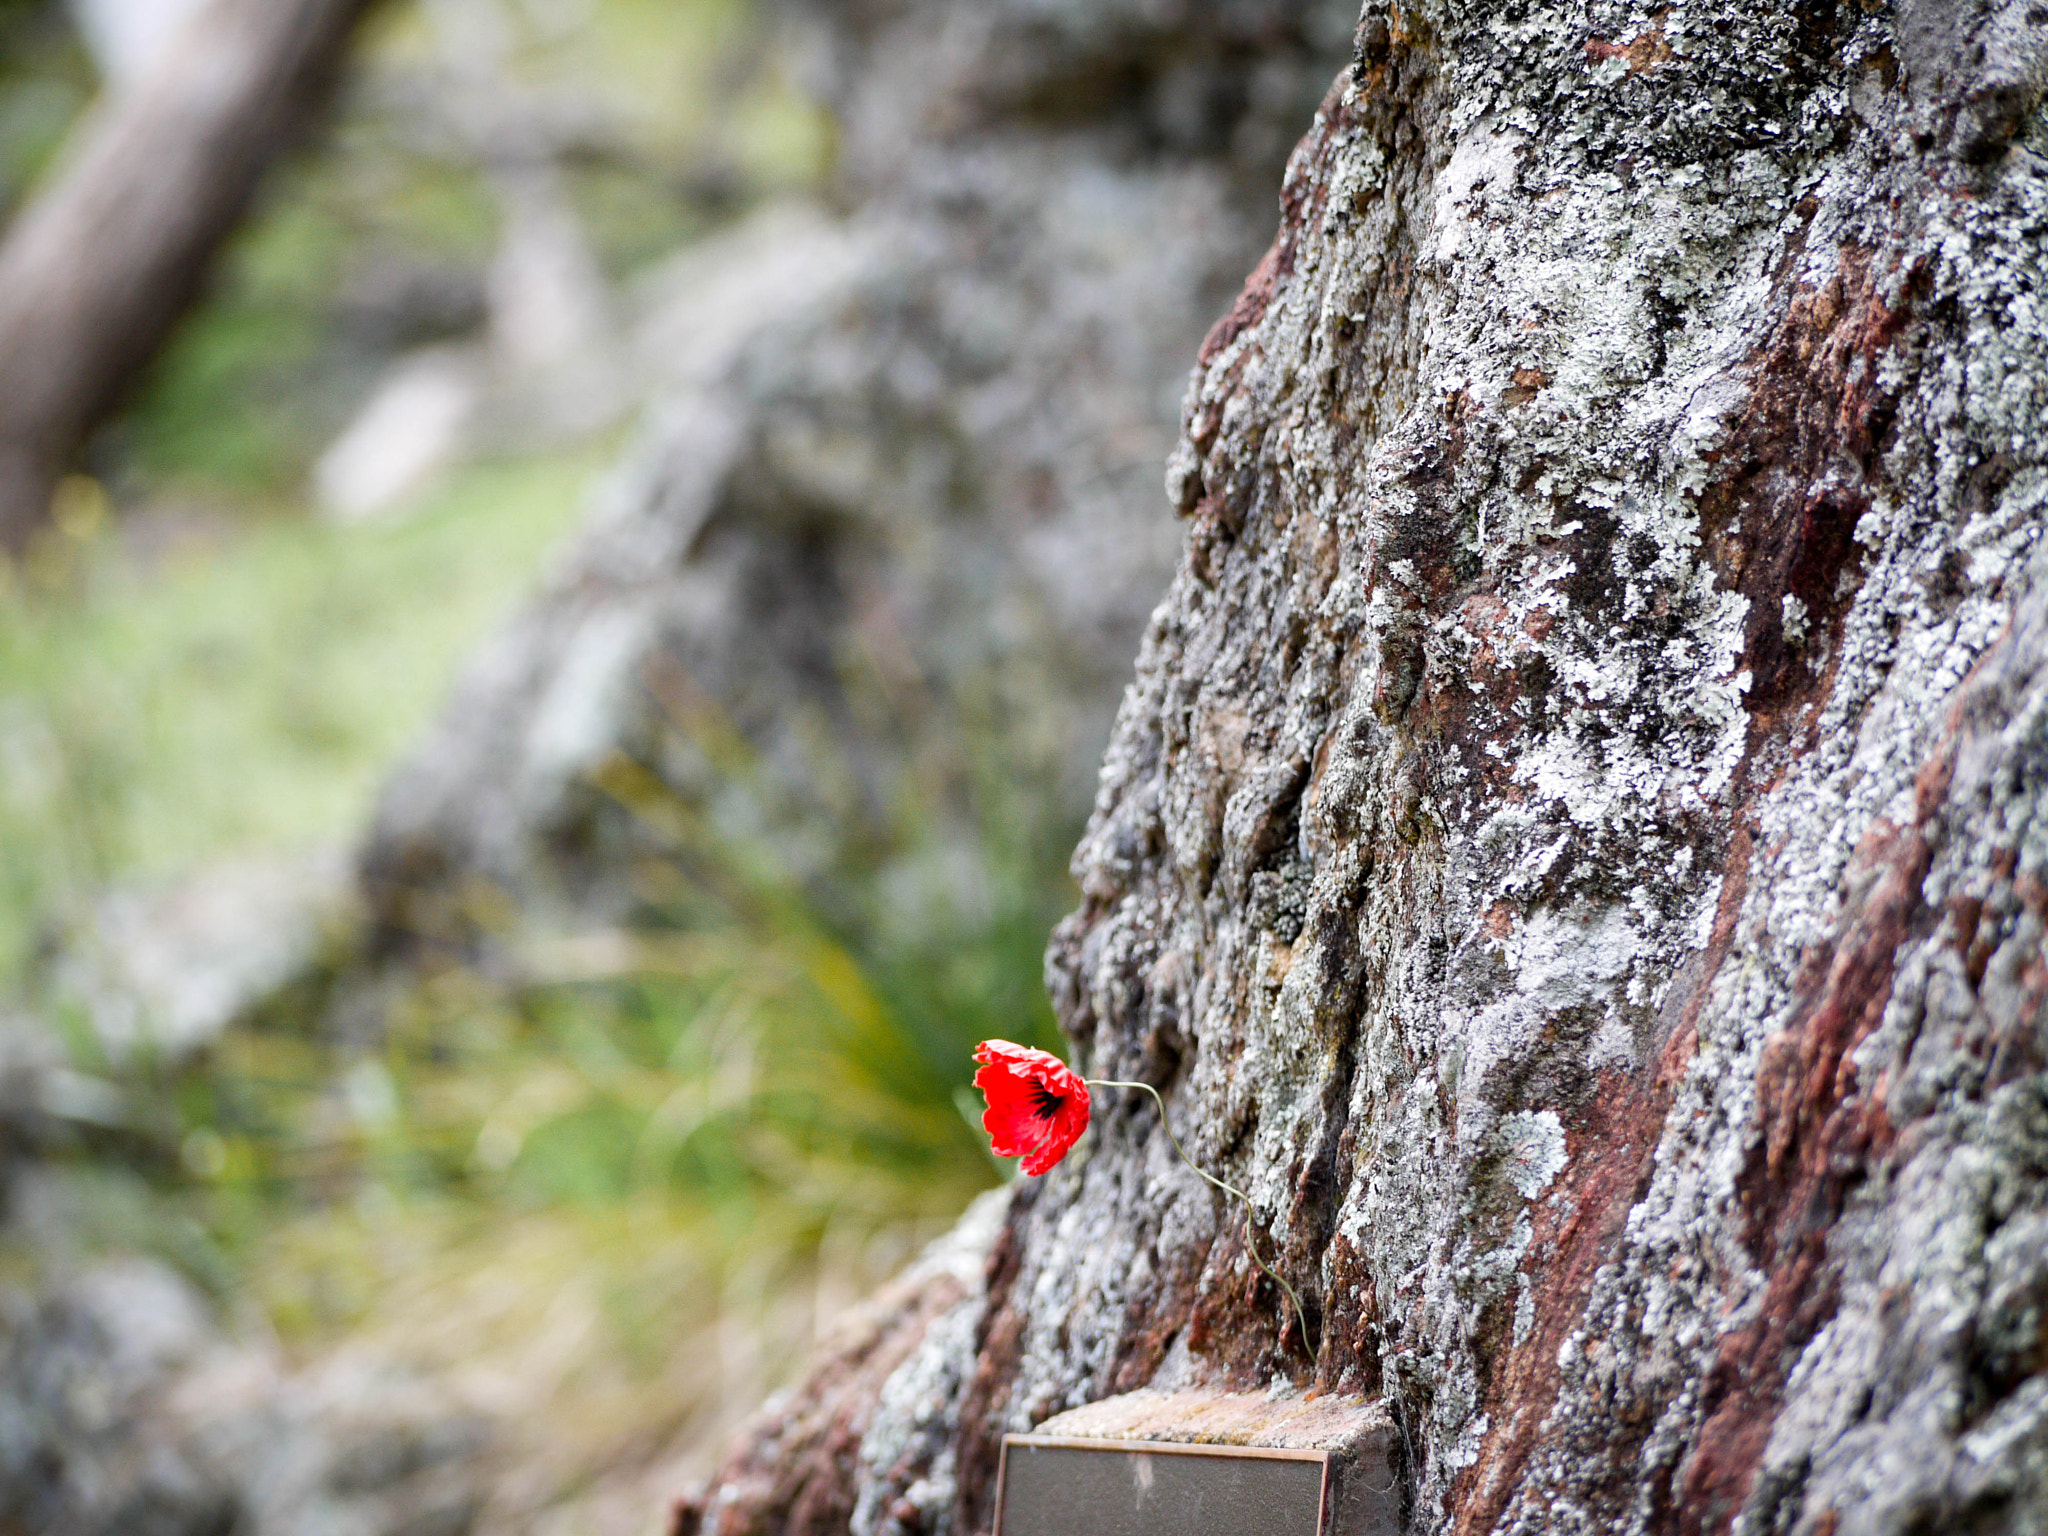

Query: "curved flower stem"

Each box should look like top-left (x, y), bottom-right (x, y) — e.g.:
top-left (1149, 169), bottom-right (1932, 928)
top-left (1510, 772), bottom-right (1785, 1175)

top-left (1084, 1077), bottom-right (1312, 1359)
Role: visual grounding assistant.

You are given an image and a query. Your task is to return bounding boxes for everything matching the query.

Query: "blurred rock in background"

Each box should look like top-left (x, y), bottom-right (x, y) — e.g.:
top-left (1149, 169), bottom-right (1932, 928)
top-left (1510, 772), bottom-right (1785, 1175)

top-left (360, 0), bottom-right (1360, 976)
top-left (0, 1247), bottom-right (495, 1536)
top-left (312, 0), bottom-right (634, 524)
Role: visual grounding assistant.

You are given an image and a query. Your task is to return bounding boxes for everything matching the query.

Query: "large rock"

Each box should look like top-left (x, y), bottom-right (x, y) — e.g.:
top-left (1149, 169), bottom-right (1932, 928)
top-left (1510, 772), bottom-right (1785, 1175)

top-left (680, 3), bottom-right (2048, 1535)
top-left (360, 0), bottom-right (1360, 959)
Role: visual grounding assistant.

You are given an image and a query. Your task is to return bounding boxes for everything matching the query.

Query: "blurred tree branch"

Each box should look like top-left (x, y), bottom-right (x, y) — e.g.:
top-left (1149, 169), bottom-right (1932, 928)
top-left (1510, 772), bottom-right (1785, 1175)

top-left (0, 0), bottom-right (378, 555)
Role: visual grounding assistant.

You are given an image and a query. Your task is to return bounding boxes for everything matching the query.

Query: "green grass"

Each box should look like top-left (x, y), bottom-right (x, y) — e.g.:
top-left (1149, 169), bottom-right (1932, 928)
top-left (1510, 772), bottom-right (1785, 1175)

top-left (0, 447), bottom-right (606, 981)
top-left (0, 0), bottom-right (92, 217)
top-left (159, 730), bottom-right (1073, 1292)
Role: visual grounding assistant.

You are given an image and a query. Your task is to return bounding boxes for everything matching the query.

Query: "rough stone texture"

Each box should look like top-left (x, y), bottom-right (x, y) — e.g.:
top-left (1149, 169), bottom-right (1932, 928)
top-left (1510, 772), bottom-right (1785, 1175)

top-left (359, 0), bottom-right (1360, 960)
top-left (675, 1191), bottom-right (1009, 1536)
top-left (681, 2), bottom-right (2048, 1534)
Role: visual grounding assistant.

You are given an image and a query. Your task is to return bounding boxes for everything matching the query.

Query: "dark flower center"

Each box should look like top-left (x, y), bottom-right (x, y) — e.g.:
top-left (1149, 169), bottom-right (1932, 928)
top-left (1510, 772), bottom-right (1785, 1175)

top-left (1029, 1081), bottom-right (1065, 1121)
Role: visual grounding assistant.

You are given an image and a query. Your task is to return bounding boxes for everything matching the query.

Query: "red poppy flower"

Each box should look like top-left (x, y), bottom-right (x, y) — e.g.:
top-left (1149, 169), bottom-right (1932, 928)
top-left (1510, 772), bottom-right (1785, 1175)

top-left (972, 1039), bottom-right (1090, 1176)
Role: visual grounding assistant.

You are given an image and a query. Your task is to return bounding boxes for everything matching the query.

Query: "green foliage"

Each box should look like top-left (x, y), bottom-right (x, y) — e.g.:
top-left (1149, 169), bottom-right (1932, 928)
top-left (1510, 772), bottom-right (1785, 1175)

top-left (0, 0), bottom-right (90, 217)
top-left (161, 753), bottom-right (1073, 1326)
top-left (22, 745), bottom-right (1081, 1518)
top-left (0, 447), bottom-right (606, 982)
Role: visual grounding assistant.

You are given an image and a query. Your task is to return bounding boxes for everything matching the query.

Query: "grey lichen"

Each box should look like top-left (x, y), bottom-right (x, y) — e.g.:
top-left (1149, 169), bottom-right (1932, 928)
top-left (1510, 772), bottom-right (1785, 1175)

top-left (849, 1191), bottom-right (1015, 1536)
top-left (1496, 1111), bottom-right (1568, 1201)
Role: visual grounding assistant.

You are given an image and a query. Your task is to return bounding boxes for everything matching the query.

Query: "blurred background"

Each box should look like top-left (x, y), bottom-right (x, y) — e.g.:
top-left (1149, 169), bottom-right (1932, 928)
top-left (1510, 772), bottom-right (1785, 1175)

top-left (0, 0), bottom-right (1355, 1532)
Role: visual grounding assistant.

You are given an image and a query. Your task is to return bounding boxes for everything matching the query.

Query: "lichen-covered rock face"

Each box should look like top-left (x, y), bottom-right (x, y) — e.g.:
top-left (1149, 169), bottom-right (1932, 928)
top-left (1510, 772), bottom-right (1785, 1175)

top-left (685, 2), bottom-right (2048, 1534)
top-left (359, 0), bottom-right (1358, 956)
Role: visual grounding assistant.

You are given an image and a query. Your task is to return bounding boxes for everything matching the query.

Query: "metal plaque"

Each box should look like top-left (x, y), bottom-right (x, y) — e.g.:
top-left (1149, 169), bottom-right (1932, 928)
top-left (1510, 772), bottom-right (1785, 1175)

top-left (994, 1436), bottom-right (1328, 1536)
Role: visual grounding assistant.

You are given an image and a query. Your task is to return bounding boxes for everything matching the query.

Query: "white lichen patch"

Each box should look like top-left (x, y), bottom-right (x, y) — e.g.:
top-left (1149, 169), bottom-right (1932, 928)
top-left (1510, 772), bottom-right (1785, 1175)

top-left (1497, 1111), bottom-right (1569, 1200)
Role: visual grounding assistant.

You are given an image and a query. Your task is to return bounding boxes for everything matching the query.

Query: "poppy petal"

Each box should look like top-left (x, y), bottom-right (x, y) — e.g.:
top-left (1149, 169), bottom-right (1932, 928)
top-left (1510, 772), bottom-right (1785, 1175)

top-left (972, 1039), bottom-right (1090, 1175)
